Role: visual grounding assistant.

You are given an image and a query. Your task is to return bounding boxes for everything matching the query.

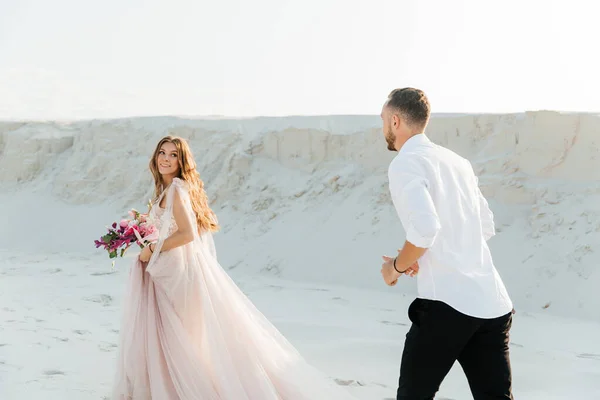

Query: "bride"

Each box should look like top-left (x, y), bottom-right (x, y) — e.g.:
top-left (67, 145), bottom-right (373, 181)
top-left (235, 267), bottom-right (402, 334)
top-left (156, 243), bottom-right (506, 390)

top-left (111, 135), bottom-right (357, 399)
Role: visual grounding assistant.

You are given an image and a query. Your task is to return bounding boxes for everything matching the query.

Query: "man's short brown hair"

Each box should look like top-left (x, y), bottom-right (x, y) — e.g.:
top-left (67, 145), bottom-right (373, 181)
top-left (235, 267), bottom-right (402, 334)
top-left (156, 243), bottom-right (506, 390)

top-left (385, 88), bottom-right (431, 130)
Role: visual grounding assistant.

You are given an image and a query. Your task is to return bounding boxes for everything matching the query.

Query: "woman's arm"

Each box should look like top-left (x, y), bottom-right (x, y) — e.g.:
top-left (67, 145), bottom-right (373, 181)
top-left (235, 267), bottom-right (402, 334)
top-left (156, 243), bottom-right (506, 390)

top-left (151, 189), bottom-right (195, 253)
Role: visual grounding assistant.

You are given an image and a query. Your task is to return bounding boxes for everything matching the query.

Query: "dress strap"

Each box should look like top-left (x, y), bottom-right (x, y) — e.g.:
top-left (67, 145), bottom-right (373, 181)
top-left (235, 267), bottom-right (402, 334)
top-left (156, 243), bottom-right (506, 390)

top-left (156, 183), bottom-right (174, 205)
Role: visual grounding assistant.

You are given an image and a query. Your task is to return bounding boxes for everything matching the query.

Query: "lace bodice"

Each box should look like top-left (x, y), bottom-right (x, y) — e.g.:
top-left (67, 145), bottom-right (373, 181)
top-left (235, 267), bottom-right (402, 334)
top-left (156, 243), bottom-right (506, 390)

top-left (149, 204), bottom-right (178, 238)
top-left (147, 178), bottom-right (191, 240)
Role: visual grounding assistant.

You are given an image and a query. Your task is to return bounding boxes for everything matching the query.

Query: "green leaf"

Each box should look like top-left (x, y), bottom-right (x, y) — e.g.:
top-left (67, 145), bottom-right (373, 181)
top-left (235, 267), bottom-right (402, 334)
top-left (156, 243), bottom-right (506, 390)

top-left (120, 248), bottom-right (125, 257)
top-left (109, 250), bottom-right (117, 259)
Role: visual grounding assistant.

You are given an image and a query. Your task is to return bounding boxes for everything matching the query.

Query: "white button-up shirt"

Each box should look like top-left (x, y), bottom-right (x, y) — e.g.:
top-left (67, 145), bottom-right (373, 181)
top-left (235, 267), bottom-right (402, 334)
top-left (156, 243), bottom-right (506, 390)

top-left (388, 133), bottom-right (513, 318)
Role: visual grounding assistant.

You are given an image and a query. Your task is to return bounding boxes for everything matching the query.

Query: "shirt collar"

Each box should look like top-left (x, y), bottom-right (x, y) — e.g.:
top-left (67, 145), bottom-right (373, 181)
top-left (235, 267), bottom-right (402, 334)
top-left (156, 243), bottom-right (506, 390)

top-left (399, 133), bottom-right (430, 154)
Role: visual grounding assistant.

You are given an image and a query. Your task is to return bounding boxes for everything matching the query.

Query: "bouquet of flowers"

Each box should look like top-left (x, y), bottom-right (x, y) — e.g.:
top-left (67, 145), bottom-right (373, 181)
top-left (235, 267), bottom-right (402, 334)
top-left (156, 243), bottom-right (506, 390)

top-left (94, 207), bottom-right (159, 266)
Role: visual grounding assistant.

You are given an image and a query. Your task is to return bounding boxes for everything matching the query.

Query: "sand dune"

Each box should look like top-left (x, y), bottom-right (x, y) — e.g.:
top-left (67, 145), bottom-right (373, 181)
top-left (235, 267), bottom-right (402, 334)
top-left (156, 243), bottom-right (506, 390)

top-left (1, 112), bottom-right (599, 398)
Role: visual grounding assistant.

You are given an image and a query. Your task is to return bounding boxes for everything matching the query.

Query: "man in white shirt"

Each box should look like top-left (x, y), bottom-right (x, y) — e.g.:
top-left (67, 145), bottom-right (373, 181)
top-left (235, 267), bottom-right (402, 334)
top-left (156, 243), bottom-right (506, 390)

top-left (379, 88), bottom-right (514, 400)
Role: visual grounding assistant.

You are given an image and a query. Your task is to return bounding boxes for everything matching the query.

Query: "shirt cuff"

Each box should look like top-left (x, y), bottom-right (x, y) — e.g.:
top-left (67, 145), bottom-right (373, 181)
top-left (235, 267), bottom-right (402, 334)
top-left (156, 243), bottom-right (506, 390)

top-left (405, 213), bottom-right (441, 248)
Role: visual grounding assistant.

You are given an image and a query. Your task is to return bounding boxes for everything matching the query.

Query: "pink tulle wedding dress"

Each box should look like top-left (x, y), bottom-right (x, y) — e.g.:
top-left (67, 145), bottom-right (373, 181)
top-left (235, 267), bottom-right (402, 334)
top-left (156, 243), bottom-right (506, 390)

top-left (111, 178), bottom-right (357, 400)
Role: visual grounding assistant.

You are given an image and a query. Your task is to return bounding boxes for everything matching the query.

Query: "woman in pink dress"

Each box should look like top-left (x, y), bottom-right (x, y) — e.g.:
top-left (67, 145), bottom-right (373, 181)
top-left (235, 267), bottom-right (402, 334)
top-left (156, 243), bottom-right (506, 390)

top-left (111, 135), bottom-right (357, 400)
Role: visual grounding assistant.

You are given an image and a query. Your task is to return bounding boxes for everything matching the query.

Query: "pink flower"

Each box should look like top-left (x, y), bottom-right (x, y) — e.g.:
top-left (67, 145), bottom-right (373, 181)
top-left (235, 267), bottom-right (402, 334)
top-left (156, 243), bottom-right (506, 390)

top-left (145, 229), bottom-right (159, 243)
top-left (95, 205), bottom-right (157, 265)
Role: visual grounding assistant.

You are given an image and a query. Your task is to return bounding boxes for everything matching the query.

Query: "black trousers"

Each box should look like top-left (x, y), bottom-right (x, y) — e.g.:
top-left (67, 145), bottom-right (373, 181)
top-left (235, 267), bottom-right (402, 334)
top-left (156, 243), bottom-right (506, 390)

top-left (396, 298), bottom-right (514, 400)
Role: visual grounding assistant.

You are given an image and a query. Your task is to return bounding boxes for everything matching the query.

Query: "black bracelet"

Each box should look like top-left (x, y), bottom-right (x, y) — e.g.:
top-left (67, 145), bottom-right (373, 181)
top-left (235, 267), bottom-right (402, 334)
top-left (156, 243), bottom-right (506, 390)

top-left (393, 257), bottom-right (402, 273)
top-left (149, 244), bottom-right (154, 253)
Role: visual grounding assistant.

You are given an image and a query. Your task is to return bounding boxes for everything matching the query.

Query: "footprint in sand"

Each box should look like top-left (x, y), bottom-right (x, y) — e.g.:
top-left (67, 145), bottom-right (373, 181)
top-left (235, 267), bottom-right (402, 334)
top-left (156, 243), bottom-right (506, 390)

top-left (82, 294), bottom-right (113, 307)
top-left (98, 342), bottom-right (118, 352)
top-left (331, 296), bottom-right (349, 304)
top-left (90, 271), bottom-right (118, 276)
top-left (371, 307), bottom-right (395, 313)
top-left (0, 361), bottom-right (22, 371)
top-left (334, 378), bottom-right (366, 387)
top-left (43, 369), bottom-right (66, 376)
top-left (24, 316), bottom-right (45, 323)
top-left (577, 353), bottom-right (600, 361)
top-left (380, 320), bottom-right (408, 326)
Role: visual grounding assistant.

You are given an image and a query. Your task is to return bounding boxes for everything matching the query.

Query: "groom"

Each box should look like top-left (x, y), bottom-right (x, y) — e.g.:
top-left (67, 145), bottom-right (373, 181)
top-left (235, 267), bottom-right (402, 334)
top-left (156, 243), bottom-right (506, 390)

top-left (379, 88), bottom-right (514, 400)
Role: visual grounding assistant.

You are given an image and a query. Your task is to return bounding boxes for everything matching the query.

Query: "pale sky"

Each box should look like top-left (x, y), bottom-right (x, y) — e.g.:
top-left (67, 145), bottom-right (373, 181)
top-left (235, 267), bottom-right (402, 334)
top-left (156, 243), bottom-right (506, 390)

top-left (0, 0), bottom-right (598, 120)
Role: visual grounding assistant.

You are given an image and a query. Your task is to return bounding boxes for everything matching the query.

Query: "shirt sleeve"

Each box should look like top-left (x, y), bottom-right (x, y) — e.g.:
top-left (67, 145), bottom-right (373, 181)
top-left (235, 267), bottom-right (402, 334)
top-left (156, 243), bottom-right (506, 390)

top-left (388, 159), bottom-right (441, 248)
top-left (475, 176), bottom-right (496, 241)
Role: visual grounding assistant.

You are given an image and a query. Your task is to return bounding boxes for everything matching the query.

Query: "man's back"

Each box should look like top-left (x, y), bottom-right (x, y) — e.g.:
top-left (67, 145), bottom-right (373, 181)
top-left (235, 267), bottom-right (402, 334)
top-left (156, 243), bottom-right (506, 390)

top-left (388, 134), bottom-right (512, 318)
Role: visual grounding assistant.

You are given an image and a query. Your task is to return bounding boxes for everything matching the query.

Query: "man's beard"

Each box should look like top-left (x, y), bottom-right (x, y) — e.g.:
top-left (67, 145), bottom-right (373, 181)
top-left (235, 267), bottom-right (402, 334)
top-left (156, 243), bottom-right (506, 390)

top-left (386, 128), bottom-right (397, 151)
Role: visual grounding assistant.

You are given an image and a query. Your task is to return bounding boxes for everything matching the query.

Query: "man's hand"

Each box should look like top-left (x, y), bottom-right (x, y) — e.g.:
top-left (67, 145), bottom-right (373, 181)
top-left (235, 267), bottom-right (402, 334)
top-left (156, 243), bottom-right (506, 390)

top-left (381, 254), bottom-right (419, 286)
top-left (381, 255), bottom-right (402, 286)
top-left (396, 246), bottom-right (420, 277)
top-left (404, 261), bottom-right (419, 277)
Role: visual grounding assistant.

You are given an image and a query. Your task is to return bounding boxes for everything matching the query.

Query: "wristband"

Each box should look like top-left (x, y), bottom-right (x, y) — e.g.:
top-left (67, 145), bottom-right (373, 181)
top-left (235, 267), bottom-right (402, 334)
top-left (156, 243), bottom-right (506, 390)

top-left (393, 257), bottom-right (402, 273)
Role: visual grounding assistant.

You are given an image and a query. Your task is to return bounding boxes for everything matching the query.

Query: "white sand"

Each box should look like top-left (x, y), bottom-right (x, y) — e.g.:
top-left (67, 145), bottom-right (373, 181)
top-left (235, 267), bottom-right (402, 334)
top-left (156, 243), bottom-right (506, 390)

top-left (1, 112), bottom-right (600, 399)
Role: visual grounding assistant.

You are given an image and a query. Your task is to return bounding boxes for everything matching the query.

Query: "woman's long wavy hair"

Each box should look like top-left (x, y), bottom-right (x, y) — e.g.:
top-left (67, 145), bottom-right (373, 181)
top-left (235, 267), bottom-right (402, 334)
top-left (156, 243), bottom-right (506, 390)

top-left (149, 135), bottom-right (219, 233)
